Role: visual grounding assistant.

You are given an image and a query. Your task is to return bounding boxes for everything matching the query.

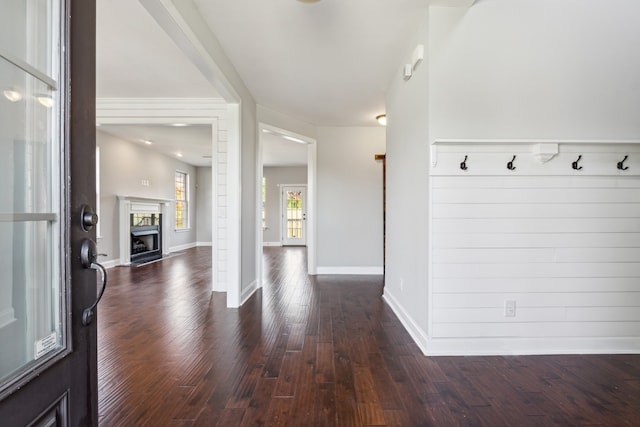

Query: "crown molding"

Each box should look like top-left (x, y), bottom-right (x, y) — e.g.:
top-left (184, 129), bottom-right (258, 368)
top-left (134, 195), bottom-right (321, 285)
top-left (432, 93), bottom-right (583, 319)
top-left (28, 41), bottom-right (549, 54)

top-left (96, 97), bottom-right (228, 123)
top-left (97, 97), bottom-right (226, 110)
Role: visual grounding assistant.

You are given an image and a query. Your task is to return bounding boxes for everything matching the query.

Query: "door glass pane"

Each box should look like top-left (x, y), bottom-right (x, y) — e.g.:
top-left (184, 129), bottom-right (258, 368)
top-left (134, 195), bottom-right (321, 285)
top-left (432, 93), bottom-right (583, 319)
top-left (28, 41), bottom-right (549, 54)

top-left (286, 191), bottom-right (303, 239)
top-left (0, 0), bottom-right (63, 392)
top-left (0, 0), bottom-right (58, 77)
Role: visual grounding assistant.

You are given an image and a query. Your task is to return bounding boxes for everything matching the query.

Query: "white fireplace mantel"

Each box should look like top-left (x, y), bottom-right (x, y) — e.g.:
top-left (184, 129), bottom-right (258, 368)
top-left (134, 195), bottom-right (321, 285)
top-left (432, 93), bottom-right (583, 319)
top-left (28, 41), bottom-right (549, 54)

top-left (117, 195), bottom-right (172, 266)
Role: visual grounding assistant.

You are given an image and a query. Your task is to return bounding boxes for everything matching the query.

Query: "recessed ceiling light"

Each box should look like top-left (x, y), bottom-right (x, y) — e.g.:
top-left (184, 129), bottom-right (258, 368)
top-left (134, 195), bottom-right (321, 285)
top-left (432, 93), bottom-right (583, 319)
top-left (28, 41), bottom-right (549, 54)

top-left (176, 153), bottom-right (183, 158)
top-left (142, 140), bottom-right (153, 145)
top-left (171, 123), bottom-right (188, 127)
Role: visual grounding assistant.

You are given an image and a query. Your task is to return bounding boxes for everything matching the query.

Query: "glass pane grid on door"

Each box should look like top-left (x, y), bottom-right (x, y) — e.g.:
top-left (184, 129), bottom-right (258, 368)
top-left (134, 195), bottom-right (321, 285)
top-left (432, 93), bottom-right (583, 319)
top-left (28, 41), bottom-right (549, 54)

top-left (286, 191), bottom-right (302, 239)
top-left (0, 0), bottom-right (64, 394)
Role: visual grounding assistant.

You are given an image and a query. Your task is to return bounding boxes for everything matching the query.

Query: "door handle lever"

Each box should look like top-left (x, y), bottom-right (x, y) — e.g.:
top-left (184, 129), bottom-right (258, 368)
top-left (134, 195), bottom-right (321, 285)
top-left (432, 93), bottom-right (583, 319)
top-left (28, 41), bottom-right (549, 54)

top-left (80, 239), bottom-right (108, 326)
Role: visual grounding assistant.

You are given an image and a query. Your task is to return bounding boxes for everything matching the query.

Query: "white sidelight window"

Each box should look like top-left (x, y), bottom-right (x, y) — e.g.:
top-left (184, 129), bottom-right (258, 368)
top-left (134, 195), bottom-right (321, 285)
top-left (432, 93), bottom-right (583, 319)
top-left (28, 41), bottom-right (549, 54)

top-left (175, 171), bottom-right (189, 230)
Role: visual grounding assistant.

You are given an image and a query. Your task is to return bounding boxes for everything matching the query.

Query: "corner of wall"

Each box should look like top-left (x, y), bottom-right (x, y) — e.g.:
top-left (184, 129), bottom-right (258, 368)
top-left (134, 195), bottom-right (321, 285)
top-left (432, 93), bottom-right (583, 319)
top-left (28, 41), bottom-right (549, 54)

top-left (382, 289), bottom-right (429, 354)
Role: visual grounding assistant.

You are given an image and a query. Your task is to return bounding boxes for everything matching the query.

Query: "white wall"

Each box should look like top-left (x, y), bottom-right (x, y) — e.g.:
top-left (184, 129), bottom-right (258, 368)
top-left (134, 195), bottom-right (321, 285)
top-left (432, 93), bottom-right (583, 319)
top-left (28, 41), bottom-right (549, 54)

top-left (97, 130), bottom-right (198, 264)
top-left (316, 127), bottom-right (385, 274)
top-left (385, 0), bottom-right (640, 355)
top-left (429, 0), bottom-right (640, 140)
top-left (196, 166), bottom-right (212, 244)
top-left (262, 167), bottom-right (308, 244)
top-left (240, 105), bottom-right (258, 295)
top-left (383, 10), bottom-right (431, 348)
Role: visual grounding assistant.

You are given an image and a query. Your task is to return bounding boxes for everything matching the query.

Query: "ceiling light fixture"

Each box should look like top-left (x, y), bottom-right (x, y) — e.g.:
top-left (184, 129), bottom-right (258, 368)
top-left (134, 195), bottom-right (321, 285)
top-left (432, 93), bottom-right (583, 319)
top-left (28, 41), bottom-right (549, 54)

top-left (376, 114), bottom-right (387, 126)
top-left (171, 123), bottom-right (188, 127)
top-left (143, 139), bottom-right (153, 145)
top-left (176, 153), bottom-right (183, 158)
top-left (3, 89), bottom-right (22, 102)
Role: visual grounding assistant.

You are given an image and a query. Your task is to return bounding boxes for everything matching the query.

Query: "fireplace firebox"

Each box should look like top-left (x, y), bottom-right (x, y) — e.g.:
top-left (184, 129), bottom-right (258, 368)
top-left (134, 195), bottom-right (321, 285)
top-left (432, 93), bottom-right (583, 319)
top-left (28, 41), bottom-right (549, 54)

top-left (130, 213), bottom-right (162, 264)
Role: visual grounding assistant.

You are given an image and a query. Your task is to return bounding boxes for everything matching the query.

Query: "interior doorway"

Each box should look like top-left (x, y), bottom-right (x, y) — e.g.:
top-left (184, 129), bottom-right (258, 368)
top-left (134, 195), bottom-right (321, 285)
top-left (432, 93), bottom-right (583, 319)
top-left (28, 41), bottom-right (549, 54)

top-left (257, 123), bottom-right (317, 286)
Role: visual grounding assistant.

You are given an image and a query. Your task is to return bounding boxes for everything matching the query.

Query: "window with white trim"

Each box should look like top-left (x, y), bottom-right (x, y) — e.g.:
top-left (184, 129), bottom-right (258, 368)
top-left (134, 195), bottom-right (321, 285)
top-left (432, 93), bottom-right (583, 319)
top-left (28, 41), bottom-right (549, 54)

top-left (175, 171), bottom-right (189, 229)
top-left (262, 176), bottom-right (266, 229)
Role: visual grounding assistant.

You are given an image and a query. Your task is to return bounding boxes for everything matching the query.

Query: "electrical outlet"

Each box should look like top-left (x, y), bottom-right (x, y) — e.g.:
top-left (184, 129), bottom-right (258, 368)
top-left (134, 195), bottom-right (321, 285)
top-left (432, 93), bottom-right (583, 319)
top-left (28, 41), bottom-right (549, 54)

top-left (504, 300), bottom-right (516, 317)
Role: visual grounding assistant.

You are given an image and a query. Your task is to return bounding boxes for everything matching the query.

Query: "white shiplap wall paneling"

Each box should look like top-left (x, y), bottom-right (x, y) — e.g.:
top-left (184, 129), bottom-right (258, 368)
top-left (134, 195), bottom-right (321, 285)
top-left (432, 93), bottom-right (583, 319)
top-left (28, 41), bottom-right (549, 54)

top-left (429, 141), bottom-right (640, 353)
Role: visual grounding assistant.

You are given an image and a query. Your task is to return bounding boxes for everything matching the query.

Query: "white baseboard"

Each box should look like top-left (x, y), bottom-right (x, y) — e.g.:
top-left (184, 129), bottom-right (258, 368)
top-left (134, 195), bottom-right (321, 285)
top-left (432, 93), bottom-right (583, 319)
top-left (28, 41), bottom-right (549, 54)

top-left (382, 289), bottom-right (429, 354)
top-left (196, 241), bottom-right (212, 247)
top-left (169, 242), bottom-right (197, 252)
top-left (316, 266), bottom-right (383, 275)
top-left (383, 289), bottom-right (640, 356)
top-left (241, 280), bottom-right (259, 305)
top-left (424, 337), bottom-right (640, 356)
top-left (263, 242), bottom-right (282, 247)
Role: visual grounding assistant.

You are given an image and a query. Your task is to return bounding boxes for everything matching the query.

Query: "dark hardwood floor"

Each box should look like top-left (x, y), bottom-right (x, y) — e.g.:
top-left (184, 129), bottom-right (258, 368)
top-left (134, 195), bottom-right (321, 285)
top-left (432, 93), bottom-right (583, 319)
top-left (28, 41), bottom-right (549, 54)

top-left (98, 246), bottom-right (640, 426)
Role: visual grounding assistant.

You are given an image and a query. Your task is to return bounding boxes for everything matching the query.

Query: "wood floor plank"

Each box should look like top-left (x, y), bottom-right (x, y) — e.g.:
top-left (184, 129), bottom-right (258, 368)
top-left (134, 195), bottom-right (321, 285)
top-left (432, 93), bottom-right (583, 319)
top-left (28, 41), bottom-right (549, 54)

top-left (262, 328), bottom-right (290, 379)
top-left (225, 366), bottom-right (262, 409)
top-left (238, 378), bottom-right (277, 427)
top-left (98, 246), bottom-right (640, 426)
top-left (262, 397), bottom-right (295, 427)
top-left (352, 367), bottom-right (385, 426)
top-left (286, 322), bottom-right (305, 351)
top-left (213, 408), bottom-right (245, 427)
top-left (315, 342), bottom-right (335, 383)
top-left (334, 344), bottom-right (360, 426)
top-left (367, 353), bottom-right (405, 411)
top-left (288, 335), bottom-right (319, 425)
top-left (314, 382), bottom-right (337, 426)
top-left (273, 351), bottom-right (301, 397)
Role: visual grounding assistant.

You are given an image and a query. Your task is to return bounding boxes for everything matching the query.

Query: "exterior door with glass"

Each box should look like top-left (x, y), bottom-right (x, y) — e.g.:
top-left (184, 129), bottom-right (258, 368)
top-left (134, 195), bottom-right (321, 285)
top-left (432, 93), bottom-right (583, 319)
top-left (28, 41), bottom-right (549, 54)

top-left (282, 185), bottom-right (307, 246)
top-left (0, 0), bottom-right (99, 425)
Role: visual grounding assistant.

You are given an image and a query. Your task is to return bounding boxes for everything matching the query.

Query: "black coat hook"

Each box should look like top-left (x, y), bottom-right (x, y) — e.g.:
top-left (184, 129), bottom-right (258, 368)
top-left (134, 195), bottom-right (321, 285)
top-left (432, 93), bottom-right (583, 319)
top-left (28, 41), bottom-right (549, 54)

top-left (460, 155), bottom-right (468, 171)
top-left (617, 155), bottom-right (629, 171)
top-left (572, 155), bottom-right (583, 170)
top-left (507, 155), bottom-right (517, 171)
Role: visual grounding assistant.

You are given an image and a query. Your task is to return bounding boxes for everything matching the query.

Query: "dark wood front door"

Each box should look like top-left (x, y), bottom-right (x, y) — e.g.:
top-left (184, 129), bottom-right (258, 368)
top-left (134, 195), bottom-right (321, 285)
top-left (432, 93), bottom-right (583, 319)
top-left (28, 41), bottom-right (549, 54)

top-left (0, 0), bottom-right (98, 425)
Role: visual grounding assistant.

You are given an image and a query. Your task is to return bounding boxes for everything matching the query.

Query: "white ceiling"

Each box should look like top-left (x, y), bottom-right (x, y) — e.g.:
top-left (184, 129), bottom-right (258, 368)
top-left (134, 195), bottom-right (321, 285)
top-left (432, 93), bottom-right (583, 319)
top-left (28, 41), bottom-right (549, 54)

top-left (261, 132), bottom-right (309, 167)
top-left (97, 124), bottom-right (309, 168)
top-left (96, 0), bottom-right (426, 166)
top-left (97, 124), bottom-right (213, 167)
top-left (192, 0), bottom-right (427, 126)
top-left (96, 0), bottom-right (219, 99)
